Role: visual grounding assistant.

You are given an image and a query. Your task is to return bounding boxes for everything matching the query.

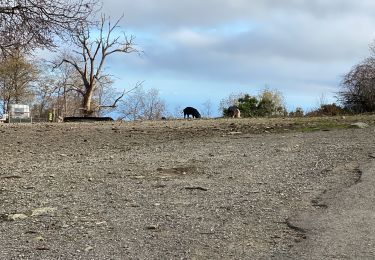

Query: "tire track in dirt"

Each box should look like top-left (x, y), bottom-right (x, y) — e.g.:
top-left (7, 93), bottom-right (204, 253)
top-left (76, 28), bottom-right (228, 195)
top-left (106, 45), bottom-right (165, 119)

top-left (279, 157), bottom-right (375, 259)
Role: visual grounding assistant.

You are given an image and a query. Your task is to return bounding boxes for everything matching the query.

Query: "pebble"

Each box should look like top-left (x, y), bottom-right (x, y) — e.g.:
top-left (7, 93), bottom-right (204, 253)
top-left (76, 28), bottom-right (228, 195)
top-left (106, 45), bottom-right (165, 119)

top-left (145, 225), bottom-right (158, 230)
top-left (350, 122), bottom-right (369, 129)
top-left (8, 213), bottom-right (28, 221)
top-left (33, 236), bottom-right (45, 242)
top-left (31, 207), bottom-right (57, 217)
top-left (85, 246), bottom-right (94, 252)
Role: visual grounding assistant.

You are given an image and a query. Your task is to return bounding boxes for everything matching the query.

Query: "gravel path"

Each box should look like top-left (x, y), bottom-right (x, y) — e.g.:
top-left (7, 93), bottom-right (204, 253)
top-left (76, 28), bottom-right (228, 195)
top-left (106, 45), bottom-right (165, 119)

top-left (0, 118), bottom-right (374, 259)
top-left (280, 160), bottom-right (375, 260)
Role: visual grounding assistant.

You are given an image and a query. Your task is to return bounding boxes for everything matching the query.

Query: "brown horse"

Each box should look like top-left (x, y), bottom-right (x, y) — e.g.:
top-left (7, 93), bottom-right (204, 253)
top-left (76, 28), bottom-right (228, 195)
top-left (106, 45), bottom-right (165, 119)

top-left (228, 106), bottom-right (241, 118)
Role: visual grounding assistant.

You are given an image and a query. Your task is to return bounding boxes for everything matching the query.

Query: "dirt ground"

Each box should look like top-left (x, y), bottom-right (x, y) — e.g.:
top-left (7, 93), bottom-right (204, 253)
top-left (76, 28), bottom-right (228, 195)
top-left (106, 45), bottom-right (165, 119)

top-left (0, 116), bottom-right (374, 259)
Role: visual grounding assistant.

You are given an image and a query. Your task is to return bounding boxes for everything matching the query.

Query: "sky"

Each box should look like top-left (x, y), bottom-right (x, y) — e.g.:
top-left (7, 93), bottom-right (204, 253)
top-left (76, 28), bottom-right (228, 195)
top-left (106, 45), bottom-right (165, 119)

top-left (100, 0), bottom-right (375, 116)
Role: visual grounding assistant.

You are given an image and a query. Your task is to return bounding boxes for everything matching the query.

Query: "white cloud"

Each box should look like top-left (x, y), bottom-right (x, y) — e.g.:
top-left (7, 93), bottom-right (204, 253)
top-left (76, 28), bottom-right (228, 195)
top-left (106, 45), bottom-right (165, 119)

top-left (101, 0), bottom-right (375, 111)
top-left (103, 0), bottom-right (375, 28)
top-left (166, 28), bottom-right (219, 48)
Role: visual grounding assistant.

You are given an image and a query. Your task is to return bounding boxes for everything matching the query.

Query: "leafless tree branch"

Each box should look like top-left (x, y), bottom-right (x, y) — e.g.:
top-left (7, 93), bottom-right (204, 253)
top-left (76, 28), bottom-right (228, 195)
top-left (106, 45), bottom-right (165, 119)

top-left (60, 15), bottom-right (139, 116)
top-left (97, 81), bottom-right (143, 109)
top-left (0, 0), bottom-right (99, 54)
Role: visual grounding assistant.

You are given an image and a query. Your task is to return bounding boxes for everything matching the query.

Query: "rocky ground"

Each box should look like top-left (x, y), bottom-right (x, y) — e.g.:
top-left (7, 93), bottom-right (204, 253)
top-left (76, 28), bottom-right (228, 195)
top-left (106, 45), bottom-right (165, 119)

top-left (0, 116), bottom-right (374, 259)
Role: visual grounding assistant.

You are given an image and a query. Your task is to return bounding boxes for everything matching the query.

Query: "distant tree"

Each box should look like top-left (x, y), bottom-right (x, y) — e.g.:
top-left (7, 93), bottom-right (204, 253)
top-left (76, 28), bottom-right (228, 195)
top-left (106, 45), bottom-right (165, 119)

top-left (257, 97), bottom-right (274, 117)
top-left (58, 15), bottom-right (138, 116)
top-left (172, 104), bottom-right (183, 119)
top-left (0, 49), bottom-right (38, 114)
top-left (142, 88), bottom-right (166, 120)
top-left (52, 61), bottom-right (83, 117)
top-left (257, 88), bottom-right (286, 116)
top-left (220, 89), bottom-right (286, 117)
top-left (219, 92), bottom-right (244, 114)
top-left (237, 94), bottom-right (258, 117)
top-left (31, 60), bottom-right (83, 118)
top-left (0, 0), bottom-right (98, 54)
top-left (289, 107), bottom-right (304, 117)
top-left (339, 55), bottom-right (375, 113)
top-left (31, 66), bottom-right (59, 118)
top-left (95, 82), bottom-right (120, 117)
top-left (119, 87), bottom-right (166, 121)
top-left (202, 99), bottom-right (213, 118)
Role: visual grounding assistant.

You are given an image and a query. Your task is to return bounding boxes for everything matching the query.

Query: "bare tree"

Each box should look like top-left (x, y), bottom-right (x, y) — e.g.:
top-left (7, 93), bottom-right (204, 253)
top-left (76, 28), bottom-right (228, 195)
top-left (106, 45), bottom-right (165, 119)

top-left (32, 69), bottom-right (58, 117)
top-left (219, 92), bottom-right (245, 114)
top-left (172, 104), bottom-right (183, 119)
top-left (53, 61), bottom-right (83, 117)
top-left (142, 88), bottom-right (166, 120)
top-left (120, 87), bottom-right (166, 121)
top-left (202, 99), bottom-right (213, 118)
top-left (59, 15), bottom-right (138, 116)
top-left (30, 59), bottom-right (80, 118)
top-left (95, 79), bottom-right (116, 116)
top-left (0, 0), bottom-right (98, 54)
top-left (339, 56), bottom-right (375, 112)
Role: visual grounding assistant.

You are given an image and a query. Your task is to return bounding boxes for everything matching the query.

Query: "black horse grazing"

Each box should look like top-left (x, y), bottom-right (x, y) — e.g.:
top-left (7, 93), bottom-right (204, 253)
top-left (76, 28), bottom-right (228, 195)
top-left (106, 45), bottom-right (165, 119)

top-left (183, 107), bottom-right (201, 118)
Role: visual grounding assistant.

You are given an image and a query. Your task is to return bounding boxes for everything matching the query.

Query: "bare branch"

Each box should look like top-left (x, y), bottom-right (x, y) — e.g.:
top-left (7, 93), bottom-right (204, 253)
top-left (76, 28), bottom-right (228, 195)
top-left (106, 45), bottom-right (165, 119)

top-left (0, 0), bottom-right (99, 53)
top-left (96, 81), bottom-right (143, 109)
top-left (59, 15), bottom-right (139, 116)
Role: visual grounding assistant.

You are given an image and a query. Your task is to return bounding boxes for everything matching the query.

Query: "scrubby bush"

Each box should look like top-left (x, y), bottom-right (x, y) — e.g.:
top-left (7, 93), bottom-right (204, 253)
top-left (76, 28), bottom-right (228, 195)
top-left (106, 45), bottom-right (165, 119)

top-left (306, 103), bottom-right (347, 117)
top-left (289, 107), bottom-right (304, 117)
top-left (221, 89), bottom-right (287, 117)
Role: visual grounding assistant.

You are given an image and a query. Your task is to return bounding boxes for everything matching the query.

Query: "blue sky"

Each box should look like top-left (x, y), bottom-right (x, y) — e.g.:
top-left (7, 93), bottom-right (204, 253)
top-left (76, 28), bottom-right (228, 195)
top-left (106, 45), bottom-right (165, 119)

top-left (100, 0), bottom-right (375, 116)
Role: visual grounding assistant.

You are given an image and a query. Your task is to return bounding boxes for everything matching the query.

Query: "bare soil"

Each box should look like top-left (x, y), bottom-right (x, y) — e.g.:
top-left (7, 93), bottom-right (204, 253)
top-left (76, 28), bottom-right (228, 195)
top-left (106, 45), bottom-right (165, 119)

top-left (0, 116), bottom-right (374, 259)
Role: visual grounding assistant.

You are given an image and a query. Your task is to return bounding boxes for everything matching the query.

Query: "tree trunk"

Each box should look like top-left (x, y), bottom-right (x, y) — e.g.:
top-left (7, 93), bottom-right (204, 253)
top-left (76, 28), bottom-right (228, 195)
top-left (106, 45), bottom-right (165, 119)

top-left (82, 90), bottom-right (94, 117)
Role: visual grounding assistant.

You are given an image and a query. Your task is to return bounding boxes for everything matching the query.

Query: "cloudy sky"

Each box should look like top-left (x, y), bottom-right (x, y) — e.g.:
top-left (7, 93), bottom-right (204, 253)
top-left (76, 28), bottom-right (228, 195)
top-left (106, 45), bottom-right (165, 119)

top-left (100, 0), bottom-right (375, 116)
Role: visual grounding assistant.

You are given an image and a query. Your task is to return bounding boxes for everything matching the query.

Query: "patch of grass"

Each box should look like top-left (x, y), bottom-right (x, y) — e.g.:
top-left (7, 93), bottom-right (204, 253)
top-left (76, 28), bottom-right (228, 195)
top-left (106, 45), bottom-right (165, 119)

top-left (294, 121), bottom-right (350, 132)
top-left (259, 115), bottom-right (374, 134)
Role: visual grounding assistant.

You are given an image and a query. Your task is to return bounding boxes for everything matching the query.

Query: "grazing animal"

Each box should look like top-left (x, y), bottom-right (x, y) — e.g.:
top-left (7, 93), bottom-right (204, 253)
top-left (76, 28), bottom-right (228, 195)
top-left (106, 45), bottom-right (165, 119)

top-left (183, 107), bottom-right (201, 118)
top-left (228, 106), bottom-right (241, 118)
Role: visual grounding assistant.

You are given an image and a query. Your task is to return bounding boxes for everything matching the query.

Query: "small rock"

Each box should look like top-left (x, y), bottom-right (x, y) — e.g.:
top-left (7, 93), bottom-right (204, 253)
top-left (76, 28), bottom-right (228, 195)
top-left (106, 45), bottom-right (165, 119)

top-left (350, 122), bottom-right (369, 129)
top-left (85, 246), bottom-right (94, 252)
top-left (8, 213), bottom-right (28, 221)
top-left (35, 246), bottom-right (49, 251)
top-left (145, 225), bottom-right (158, 230)
top-left (33, 236), bottom-right (45, 242)
top-left (131, 176), bottom-right (145, 179)
top-left (276, 147), bottom-right (292, 152)
top-left (31, 207), bottom-right (57, 217)
top-left (24, 230), bottom-right (38, 234)
top-left (229, 131), bottom-right (242, 135)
